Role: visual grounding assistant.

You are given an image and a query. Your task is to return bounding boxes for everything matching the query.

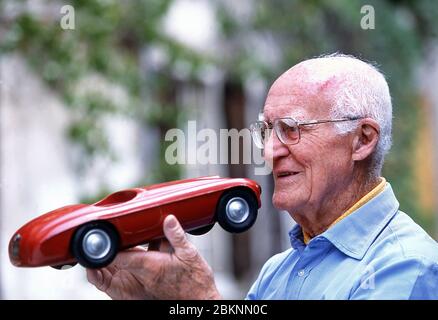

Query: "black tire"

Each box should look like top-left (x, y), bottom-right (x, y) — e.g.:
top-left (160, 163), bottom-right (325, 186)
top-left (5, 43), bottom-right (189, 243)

top-left (216, 188), bottom-right (258, 233)
top-left (51, 263), bottom-right (77, 270)
top-left (71, 222), bottom-right (119, 269)
top-left (188, 223), bottom-right (215, 236)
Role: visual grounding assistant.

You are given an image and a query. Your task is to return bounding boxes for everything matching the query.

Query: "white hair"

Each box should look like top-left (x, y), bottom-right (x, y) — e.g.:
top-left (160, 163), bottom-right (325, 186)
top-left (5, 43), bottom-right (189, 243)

top-left (311, 53), bottom-right (393, 177)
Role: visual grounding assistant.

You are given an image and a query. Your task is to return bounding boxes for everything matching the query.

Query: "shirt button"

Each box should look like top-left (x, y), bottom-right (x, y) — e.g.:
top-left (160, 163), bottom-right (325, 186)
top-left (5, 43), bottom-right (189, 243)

top-left (298, 269), bottom-right (305, 277)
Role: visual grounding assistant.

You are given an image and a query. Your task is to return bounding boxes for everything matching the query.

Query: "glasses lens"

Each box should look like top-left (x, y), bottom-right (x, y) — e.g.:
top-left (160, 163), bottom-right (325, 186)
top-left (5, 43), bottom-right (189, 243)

top-left (250, 122), bottom-right (268, 149)
top-left (276, 118), bottom-right (299, 144)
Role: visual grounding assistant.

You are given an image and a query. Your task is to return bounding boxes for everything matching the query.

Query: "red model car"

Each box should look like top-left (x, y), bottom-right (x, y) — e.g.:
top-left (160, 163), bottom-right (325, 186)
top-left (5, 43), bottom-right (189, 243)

top-left (9, 176), bottom-right (261, 269)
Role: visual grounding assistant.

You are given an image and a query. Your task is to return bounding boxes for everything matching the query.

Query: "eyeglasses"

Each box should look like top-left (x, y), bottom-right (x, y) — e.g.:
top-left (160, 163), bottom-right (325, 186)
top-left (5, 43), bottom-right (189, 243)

top-left (249, 116), bottom-right (362, 149)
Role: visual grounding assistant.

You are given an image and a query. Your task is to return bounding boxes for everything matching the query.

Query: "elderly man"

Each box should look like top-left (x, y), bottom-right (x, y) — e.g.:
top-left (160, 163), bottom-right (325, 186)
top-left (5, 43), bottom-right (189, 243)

top-left (87, 54), bottom-right (438, 299)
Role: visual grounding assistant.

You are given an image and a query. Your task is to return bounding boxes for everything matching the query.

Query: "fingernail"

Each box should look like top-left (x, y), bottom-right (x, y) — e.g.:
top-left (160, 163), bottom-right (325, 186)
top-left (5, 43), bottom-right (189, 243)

top-left (166, 215), bottom-right (177, 229)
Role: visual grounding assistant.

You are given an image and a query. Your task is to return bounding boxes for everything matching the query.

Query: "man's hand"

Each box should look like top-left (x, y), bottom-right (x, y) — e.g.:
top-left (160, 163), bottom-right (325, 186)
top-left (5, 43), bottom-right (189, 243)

top-left (86, 215), bottom-right (222, 300)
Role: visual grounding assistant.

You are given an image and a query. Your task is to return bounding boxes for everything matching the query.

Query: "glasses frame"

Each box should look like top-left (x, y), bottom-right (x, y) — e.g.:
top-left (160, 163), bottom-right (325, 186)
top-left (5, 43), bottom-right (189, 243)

top-left (250, 116), bottom-right (363, 148)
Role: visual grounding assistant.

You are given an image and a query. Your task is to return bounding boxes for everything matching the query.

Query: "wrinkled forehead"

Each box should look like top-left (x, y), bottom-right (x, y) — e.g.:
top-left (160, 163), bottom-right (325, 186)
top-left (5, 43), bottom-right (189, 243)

top-left (262, 98), bottom-right (305, 121)
top-left (262, 93), bottom-right (331, 121)
top-left (261, 65), bottom-right (337, 121)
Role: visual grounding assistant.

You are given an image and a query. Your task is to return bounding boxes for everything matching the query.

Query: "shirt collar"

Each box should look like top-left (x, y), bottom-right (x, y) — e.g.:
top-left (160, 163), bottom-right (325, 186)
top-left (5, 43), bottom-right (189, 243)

top-left (289, 182), bottom-right (399, 259)
top-left (303, 178), bottom-right (387, 244)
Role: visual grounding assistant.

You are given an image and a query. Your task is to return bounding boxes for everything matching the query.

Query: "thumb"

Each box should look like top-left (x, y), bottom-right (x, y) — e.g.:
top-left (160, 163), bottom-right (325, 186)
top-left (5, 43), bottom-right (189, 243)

top-left (163, 215), bottom-right (197, 260)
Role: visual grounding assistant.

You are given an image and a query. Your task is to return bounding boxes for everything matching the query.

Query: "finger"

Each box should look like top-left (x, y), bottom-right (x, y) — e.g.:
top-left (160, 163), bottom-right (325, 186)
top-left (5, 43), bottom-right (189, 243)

top-left (163, 215), bottom-right (198, 260)
top-left (159, 239), bottom-right (174, 254)
top-left (106, 263), bottom-right (119, 275)
top-left (86, 268), bottom-right (113, 293)
top-left (128, 245), bottom-right (148, 253)
top-left (113, 248), bottom-right (165, 273)
top-left (108, 246), bottom-right (147, 269)
top-left (113, 246), bottom-right (149, 264)
top-left (86, 268), bottom-right (103, 286)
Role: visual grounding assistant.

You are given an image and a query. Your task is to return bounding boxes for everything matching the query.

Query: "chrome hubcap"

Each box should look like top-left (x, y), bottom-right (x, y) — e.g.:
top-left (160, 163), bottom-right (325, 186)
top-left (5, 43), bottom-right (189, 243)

top-left (82, 229), bottom-right (111, 259)
top-left (225, 197), bottom-right (250, 224)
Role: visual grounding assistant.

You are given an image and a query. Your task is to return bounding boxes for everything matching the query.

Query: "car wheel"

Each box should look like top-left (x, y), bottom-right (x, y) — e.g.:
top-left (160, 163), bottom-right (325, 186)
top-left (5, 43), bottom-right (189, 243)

top-left (51, 263), bottom-right (77, 270)
top-left (71, 222), bottom-right (119, 269)
top-left (188, 223), bottom-right (215, 236)
top-left (216, 188), bottom-right (258, 233)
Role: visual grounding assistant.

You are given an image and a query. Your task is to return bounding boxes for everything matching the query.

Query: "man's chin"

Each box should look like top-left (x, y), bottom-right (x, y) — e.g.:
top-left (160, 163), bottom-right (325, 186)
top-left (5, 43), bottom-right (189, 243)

top-left (272, 195), bottom-right (291, 211)
top-left (272, 191), bottom-right (304, 211)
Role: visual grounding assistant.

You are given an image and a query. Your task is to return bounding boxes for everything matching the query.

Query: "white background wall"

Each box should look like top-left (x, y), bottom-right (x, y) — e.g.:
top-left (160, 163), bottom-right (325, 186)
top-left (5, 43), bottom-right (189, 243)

top-left (0, 55), bottom-right (108, 299)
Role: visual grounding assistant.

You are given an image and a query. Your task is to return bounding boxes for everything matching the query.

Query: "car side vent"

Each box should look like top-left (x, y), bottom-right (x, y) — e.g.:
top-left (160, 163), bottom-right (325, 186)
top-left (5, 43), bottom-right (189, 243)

top-left (94, 190), bottom-right (138, 207)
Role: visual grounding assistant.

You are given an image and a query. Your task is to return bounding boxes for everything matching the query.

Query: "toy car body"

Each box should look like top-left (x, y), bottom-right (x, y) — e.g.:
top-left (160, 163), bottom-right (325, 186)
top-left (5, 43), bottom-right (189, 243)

top-left (9, 176), bottom-right (261, 269)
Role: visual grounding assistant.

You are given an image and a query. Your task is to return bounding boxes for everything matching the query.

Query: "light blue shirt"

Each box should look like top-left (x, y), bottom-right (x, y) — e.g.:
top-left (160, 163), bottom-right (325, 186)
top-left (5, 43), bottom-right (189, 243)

top-left (247, 182), bottom-right (438, 299)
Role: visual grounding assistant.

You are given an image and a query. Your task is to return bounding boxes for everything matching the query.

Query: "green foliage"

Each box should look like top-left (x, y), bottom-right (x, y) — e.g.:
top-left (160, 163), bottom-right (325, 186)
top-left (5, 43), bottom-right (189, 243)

top-left (215, 0), bottom-right (436, 227)
top-left (0, 0), bottom-right (194, 186)
top-left (1, 0), bottom-right (437, 228)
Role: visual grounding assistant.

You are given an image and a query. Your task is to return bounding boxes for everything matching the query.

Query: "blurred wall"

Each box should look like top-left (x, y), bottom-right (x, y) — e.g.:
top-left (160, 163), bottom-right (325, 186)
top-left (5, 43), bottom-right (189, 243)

top-left (0, 54), bottom-right (150, 298)
top-left (0, 54), bottom-right (107, 299)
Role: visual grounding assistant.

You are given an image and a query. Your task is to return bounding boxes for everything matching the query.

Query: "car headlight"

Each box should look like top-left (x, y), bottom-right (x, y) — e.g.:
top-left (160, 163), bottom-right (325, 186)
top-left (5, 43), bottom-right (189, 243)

top-left (11, 234), bottom-right (21, 259)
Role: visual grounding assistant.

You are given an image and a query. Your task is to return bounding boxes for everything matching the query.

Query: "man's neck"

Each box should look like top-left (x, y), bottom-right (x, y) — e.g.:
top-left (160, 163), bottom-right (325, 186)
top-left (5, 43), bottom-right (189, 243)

top-left (292, 173), bottom-right (381, 238)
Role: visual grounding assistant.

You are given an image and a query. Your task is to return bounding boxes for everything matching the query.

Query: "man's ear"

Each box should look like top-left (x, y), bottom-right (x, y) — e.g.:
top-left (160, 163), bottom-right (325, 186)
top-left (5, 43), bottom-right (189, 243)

top-left (351, 118), bottom-right (380, 162)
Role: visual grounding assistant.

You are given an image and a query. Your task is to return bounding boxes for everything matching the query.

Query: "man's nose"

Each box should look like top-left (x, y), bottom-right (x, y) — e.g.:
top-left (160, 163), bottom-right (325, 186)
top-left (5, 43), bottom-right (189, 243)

top-left (264, 129), bottom-right (290, 164)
